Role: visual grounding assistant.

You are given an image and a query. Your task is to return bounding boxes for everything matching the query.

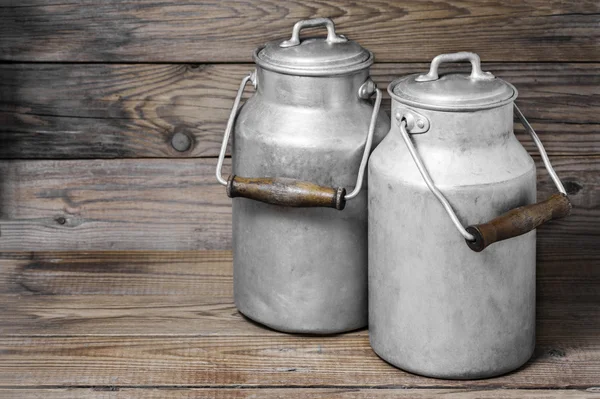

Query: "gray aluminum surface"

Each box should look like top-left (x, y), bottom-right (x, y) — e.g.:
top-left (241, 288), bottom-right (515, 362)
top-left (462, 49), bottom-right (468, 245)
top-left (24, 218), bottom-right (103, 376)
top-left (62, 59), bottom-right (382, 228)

top-left (234, 68), bottom-right (388, 333)
top-left (228, 19), bottom-right (389, 333)
top-left (368, 53), bottom-right (537, 378)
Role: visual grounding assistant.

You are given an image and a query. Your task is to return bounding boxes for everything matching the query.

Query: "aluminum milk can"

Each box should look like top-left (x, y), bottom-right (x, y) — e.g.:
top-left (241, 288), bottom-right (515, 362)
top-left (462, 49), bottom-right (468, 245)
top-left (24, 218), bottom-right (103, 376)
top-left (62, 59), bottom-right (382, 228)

top-left (368, 52), bottom-right (571, 378)
top-left (216, 18), bottom-right (389, 333)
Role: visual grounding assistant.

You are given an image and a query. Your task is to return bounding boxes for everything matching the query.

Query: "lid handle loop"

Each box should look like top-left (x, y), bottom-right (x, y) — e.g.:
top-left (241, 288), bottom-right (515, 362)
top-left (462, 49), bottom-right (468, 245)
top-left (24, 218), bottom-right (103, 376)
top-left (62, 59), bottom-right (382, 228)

top-left (415, 52), bottom-right (495, 82)
top-left (280, 18), bottom-right (348, 48)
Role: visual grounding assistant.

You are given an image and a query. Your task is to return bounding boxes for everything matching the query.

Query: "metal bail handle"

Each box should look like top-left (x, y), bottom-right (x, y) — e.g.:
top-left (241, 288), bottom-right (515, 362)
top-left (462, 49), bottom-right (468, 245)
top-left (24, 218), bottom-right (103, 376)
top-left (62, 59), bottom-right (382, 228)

top-left (398, 104), bottom-right (571, 252)
top-left (415, 52), bottom-right (495, 82)
top-left (215, 71), bottom-right (255, 187)
top-left (279, 18), bottom-right (348, 48)
top-left (216, 75), bottom-right (381, 210)
top-left (465, 105), bottom-right (571, 251)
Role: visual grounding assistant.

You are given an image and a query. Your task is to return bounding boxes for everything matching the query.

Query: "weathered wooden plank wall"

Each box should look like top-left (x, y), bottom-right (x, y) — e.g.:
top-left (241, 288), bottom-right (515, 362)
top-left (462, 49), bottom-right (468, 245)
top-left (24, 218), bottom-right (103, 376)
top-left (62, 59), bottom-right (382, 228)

top-left (0, 0), bottom-right (598, 253)
top-left (1, 1), bottom-right (598, 62)
top-left (1, 63), bottom-right (598, 159)
top-left (0, 2), bottom-right (599, 397)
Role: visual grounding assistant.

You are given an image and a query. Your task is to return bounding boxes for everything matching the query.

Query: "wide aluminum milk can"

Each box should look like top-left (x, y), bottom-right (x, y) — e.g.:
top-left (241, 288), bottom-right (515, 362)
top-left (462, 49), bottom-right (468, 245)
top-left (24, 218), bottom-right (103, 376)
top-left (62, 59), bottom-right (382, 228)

top-left (215, 18), bottom-right (389, 333)
top-left (368, 52), bottom-right (571, 378)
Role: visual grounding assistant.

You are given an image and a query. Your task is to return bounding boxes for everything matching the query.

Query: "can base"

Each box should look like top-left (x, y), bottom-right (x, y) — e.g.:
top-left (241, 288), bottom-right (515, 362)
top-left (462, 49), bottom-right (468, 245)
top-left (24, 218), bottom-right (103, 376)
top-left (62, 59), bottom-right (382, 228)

top-left (236, 305), bottom-right (367, 335)
top-left (370, 337), bottom-right (535, 380)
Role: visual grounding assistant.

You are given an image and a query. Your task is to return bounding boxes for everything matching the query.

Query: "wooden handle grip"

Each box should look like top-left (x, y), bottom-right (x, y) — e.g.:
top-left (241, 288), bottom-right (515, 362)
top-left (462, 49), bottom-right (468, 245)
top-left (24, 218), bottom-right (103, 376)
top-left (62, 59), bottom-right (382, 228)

top-left (466, 193), bottom-right (571, 252)
top-left (226, 175), bottom-right (346, 210)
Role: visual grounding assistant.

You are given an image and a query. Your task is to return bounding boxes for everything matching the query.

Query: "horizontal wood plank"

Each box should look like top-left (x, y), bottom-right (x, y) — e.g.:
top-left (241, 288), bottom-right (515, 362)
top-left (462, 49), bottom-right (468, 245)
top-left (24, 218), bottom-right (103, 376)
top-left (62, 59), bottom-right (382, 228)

top-left (0, 156), bottom-right (596, 251)
top-left (0, 333), bottom-right (597, 388)
top-left (4, 250), bottom-right (592, 297)
top-left (0, 388), bottom-right (598, 398)
top-left (0, 1), bottom-right (598, 62)
top-left (0, 250), bottom-right (597, 338)
top-left (1, 63), bottom-right (598, 158)
top-left (0, 251), bottom-right (234, 297)
top-left (0, 158), bottom-right (232, 250)
top-left (0, 251), bottom-right (596, 389)
top-left (1, 295), bottom-right (596, 338)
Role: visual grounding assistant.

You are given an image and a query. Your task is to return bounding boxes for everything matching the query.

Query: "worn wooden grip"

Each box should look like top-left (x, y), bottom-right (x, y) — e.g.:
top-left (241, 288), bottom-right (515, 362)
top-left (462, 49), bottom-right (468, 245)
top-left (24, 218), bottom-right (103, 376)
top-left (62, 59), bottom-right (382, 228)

top-left (226, 175), bottom-right (346, 210)
top-left (465, 193), bottom-right (571, 252)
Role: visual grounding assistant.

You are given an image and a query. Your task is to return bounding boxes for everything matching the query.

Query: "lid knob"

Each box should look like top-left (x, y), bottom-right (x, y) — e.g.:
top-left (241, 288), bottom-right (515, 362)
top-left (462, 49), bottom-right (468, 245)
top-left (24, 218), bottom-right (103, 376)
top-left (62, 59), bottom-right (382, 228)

top-left (415, 52), bottom-right (495, 82)
top-left (280, 18), bottom-right (348, 48)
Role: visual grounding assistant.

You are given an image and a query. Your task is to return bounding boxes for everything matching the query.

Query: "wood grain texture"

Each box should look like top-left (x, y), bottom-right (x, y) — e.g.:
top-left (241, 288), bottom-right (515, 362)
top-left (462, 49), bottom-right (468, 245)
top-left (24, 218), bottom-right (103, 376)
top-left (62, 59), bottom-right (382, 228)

top-left (0, 388), bottom-right (599, 398)
top-left (1, 63), bottom-right (598, 158)
top-left (0, 251), bottom-right (597, 389)
top-left (227, 175), bottom-right (346, 210)
top-left (0, 0), bottom-right (596, 395)
top-left (2, 295), bottom-right (595, 338)
top-left (0, 250), bottom-right (597, 338)
top-left (1, 1), bottom-right (599, 62)
top-left (0, 331), bottom-right (595, 388)
top-left (0, 158), bottom-right (232, 250)
top-left (467, 193), bottom-right (572, 252)
top-left (0, 156), bottom-right (596, 251)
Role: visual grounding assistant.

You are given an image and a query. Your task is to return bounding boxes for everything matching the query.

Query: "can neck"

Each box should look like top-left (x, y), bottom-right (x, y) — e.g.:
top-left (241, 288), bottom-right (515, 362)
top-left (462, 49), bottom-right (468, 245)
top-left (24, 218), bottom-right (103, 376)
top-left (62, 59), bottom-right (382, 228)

top-left (395, 103), bottom-right (514, 147)
top-left (255, 68), bottom-right (370, 107)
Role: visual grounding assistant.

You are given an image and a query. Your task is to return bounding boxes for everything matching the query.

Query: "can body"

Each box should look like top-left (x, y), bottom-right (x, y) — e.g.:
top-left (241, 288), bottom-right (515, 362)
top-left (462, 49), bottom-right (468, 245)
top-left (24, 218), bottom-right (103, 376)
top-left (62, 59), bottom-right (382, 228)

top-left (233, 67), bottom-right (389, 333)
top-left (368, 103), bottom-right (536, 378)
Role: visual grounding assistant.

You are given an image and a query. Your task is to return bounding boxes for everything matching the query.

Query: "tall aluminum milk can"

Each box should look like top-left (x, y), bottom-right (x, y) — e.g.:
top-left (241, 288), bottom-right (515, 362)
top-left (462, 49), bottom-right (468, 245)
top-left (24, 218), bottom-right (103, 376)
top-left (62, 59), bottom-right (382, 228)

top-left (215, 18), bottom-right (389, 333)
top-left (368, 52), bottom-right (571, 378)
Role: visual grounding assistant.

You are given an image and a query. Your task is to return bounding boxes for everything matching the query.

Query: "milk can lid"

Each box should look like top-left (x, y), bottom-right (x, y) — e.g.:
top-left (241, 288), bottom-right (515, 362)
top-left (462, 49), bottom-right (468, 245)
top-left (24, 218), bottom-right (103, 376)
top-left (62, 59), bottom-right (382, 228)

top-left (254, 18), bottom-right (373, 76)
top-left (390, 52), bottom-right (517, 111)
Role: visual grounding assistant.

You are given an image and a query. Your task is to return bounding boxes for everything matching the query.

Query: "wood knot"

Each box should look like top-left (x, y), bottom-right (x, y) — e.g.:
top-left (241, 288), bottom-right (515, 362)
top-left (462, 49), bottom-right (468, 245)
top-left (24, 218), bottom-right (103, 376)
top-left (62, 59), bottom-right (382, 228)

top-left (548, 348), bottom-right (566, 358)
top-left (171, 131), bottom-right (193, 152)
top-left (563, 181), bottom-right (583, 195)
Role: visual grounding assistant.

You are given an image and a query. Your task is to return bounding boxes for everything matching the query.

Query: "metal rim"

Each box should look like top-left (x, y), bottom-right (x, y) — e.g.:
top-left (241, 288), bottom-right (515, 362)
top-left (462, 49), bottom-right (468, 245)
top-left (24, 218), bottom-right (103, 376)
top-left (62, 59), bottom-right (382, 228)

top-left (387, 75), bottom-right (519, 112)
top-left (253, 46), bottom-right (374, 77)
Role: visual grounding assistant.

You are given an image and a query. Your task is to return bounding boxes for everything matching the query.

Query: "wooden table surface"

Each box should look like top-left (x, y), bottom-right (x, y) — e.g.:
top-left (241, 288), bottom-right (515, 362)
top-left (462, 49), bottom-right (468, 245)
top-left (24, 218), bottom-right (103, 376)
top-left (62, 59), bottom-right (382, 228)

top-left (0, 250), bottom-right (598, 398)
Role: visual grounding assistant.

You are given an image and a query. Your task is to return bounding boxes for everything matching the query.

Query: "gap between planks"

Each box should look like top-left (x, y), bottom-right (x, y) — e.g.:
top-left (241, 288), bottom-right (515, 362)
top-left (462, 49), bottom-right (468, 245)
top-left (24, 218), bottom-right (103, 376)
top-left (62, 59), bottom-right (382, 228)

top-left (0, 388), bottom-right (598, 399)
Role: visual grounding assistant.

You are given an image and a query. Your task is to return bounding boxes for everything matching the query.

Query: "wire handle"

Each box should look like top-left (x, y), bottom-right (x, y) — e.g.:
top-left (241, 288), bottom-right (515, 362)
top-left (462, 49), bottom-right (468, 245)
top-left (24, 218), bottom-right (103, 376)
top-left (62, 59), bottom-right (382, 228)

top-left (215, 72), bottom-right (255, 186)
top-left (216, 76), bottom-right (382, 210)
top-left (398, 104), bottom-right (570, 250)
